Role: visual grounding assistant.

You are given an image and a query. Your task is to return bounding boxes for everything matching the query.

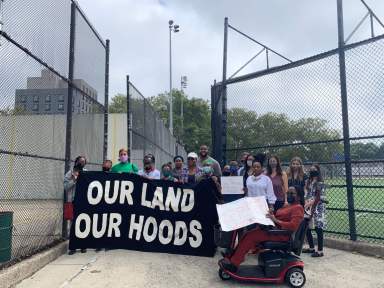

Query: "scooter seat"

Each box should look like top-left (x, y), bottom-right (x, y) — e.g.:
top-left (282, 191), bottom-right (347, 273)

top-left (261, 241), bottom-right (290, 251)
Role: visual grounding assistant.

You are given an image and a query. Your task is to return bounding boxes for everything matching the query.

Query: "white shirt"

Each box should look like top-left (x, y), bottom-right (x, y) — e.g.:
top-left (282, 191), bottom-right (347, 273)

top-left (246, 174), bottom-right (276, 205)
top-left (138, 169), bottom-right (161, 180)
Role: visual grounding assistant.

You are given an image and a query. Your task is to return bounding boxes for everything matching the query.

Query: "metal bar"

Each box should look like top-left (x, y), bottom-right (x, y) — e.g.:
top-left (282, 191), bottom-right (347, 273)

top-left (63, 1), bottom-right (76, 239)
top-left (337, 0), bottom-right (357, 241)
top-left (180, 76), bottom-right (184, 138)
top-left (225, 137), bottom-right (344, 151)
top-left (355, 234), bottom-right (384, 241)
top-left (327, 207), bottom-right (384, 214)
top-left (0, 149), bottom-right (65, 162)
top-left (370, 12), bottom-right (375, 38)
top-left (0, 31), bottom-right (104, 110)
top-left (323, 230), bottom-right (350, 236)
top-left (127, 75), bottom-right (131, 162)
top-left (103, 39), bottom-right (110, 161)
top-left (221, 17), bottom-right (229, 166)
top-left (211, 84), bottom-right (215, 159)
top-left (344, 11), bottom-right (369, 44)
top-left (143, 99), bottom-right (147, 158)
top-left (266, 49), bottom-right (269, 69)
top-left (228, 24), bottom-right (292, 63)
top-left (228, 47), bottom-right (265, 80)
top-left (353, 185), bottom-right (384, 189)
top-left (360, 0), bottom-right (384, 29)
top-left (71, 0), bottom-right (106, 47)
top-left (351, 158), bottom-right (384, 164)
top-left (225, 134), bottom-right (384, 152)
top-left (169, 24), bottom-right (173, 134)
top-left (0, 31), bottom-right (69, 84)
top-left (218, 33), bottom-right (384, 86)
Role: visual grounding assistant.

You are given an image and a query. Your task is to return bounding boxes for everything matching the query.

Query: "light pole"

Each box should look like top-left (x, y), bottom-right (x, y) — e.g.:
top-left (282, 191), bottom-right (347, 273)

top-left (169, 20), bottom-right (179, 135)
top-left (180, 76), bottom-right (187, 139)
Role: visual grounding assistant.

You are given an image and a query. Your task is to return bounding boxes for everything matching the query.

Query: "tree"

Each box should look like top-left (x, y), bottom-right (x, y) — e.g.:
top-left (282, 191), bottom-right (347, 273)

top-left (109, 94), bottom-right (127, 113)
top-left (226, 108), bottom-right (343, 162)
top-left (351, 142), bottom-right (380, 160)
top-left (108, 90), bottom-right (211, 153)
top-left (149, 89), bottom-right (211, 153)
top-left (109, 92), bottom-right (352, 163)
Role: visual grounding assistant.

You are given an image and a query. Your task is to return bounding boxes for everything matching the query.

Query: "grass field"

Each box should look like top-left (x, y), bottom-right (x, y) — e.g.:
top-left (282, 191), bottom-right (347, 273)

top-left (324, 178), bottom-right (384, 243)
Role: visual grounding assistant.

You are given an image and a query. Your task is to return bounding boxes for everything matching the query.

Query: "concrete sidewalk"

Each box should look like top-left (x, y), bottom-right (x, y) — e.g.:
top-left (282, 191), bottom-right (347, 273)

top-left (16, 248), bottom-right (384, 288)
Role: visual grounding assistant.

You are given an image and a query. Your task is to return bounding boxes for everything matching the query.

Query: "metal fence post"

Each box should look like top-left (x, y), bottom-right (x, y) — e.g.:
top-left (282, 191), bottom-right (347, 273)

top-left (126, 75), bottom-right (131, 162)
top-left (211, 82), bottom-right (223, 163)
top-left (143, 99), bottom-right (147, 159)
top-left (221, 17), bottom-right (228, 167)
top-left (103, 39), bottom-right (110, 161)
top-left (337, 0), bottom-right (357, 241)
top-left (63, 1), bottom-right (76, 239)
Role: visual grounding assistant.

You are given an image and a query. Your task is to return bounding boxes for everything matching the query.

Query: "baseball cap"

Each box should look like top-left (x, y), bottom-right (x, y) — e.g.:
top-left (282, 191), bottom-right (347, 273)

top-left (187, 152), bottom-right (198, 159)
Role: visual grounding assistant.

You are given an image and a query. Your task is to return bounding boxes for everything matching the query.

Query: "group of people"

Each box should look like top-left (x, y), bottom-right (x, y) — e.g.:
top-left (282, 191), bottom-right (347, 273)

top-left (219, 152), bottom-right (327, 273)
top-left (64, 147), bottom-right (327, 262)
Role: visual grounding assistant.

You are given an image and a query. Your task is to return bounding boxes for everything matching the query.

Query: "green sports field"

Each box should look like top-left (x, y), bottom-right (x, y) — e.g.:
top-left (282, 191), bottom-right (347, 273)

top-left (324, 178), bottom-right (384, 243)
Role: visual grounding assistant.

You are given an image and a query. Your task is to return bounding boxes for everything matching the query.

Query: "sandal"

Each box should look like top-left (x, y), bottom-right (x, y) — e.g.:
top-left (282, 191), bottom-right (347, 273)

top-left (302, 248), bottom-right (315, 253)
top-left (311, 251), bottom-right (324, 257)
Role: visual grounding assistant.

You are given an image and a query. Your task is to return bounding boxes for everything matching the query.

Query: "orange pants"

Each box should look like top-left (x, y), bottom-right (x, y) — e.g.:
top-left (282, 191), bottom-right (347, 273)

top-left (230, 228), bottom-right (289, 266)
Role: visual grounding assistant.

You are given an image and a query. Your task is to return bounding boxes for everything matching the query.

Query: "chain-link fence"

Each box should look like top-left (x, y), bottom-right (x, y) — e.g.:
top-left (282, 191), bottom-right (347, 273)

top-left (127, 78), bottom-right (187, 169)
top-left (0, 0), bottom-right (109, 268)
top-left (212, 32), bottom-right (384, 243)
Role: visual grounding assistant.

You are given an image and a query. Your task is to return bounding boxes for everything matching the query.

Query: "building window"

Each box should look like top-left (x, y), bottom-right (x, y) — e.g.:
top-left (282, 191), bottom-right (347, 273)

top-left (58, 103), bottom-right (64, 111)
top-left (58, 94), bottom-right (64, 102)
top-left (32, 103), bottom-right (39, 111)
top-left (72, 97), bottom-right (75, 104)
top-left (33, 95), bottom-right (39, 102)
top-left (72, 107), bottom-right (74, 113)
top-left (78, 101), bottom-right (80, 107)
top-left (19, 95), bottom-right (27, 103)
top-left (45, 103), bottom-right (51, 111)
top-left (82, 101), bottom-right (85, 109)
top-left (45, 95), bottom-right (51, 102)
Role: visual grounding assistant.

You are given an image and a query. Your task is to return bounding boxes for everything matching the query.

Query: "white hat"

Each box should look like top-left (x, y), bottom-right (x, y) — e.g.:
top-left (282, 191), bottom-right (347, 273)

top-left (187, 152), bottom-right (198, 159)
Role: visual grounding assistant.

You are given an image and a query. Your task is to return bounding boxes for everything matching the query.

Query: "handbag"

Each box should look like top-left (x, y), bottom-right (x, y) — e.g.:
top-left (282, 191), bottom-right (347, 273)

top-left (64, 202), bottom-right (74, 220)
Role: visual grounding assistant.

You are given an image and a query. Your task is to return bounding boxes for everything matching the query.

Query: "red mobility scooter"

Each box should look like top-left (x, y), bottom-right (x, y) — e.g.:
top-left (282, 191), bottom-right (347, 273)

top-left (217, 219), bottom-right (309, 287)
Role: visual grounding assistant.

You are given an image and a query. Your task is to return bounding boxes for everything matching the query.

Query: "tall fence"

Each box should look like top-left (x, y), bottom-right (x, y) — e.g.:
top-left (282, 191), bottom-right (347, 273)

top-left (0, 0), bottom-right (109, 268)
top-left (127, 77), bottom-right (187, 169)
top-left (212, 19), bottom-right (384, 243)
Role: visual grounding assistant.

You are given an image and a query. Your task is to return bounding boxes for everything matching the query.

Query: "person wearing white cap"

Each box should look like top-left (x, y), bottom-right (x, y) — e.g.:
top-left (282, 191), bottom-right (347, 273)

top-left (181, 152), bottom-right (203, 184)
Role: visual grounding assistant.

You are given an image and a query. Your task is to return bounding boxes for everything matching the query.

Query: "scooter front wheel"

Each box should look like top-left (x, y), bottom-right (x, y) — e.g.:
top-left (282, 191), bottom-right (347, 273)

top-left (285, 267), bottom-right (306, 288)
top-left (218, 268), bottom-right (231, 281)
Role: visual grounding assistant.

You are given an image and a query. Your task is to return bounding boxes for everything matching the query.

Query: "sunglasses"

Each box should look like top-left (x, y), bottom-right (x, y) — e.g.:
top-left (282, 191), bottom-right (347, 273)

top-left (187, 157), bottom-right (195, 160)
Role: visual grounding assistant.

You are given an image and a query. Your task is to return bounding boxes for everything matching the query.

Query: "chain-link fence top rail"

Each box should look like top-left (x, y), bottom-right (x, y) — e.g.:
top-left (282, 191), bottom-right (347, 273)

top-left (220, 34), bottom-right (384, 243)
top-left (128, 82), bottom-right (187, 169)
top-left (0, 0), bottom-right (107, 267)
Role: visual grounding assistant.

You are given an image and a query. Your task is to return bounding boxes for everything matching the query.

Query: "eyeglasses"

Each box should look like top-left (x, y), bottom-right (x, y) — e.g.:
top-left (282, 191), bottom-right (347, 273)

top-left (187, 157), bottom-right (195, 160)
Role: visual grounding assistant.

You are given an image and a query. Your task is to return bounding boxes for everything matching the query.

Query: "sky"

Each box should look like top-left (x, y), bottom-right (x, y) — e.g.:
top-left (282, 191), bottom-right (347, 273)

top-left (76, 0), bottom-right (384, 102)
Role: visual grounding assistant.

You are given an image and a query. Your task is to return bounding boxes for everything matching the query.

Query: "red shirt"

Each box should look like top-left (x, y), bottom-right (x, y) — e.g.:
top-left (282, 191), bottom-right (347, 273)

top-left (275, 204), bottom-right (304, 232)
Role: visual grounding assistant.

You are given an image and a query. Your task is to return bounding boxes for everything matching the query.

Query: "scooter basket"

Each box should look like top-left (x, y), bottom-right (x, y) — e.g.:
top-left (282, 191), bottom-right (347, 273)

top-left (214, 224), bottom-right (233, 248)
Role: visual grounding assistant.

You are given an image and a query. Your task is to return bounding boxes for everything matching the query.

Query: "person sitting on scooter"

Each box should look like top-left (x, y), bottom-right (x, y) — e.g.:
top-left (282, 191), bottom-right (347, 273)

top-left (219, 186), bottom-right (304, 273)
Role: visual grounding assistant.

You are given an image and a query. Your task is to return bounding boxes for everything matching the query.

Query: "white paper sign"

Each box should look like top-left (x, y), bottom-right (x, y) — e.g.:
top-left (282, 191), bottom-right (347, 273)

top-left (216, 196), bottom-right (275, 231)
top-left (221, 176), bottom-right (244, 195)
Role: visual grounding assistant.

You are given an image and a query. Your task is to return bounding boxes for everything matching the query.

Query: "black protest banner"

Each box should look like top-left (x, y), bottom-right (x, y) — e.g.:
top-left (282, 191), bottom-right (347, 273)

top-left (69, 172), bottom-right (219, 257)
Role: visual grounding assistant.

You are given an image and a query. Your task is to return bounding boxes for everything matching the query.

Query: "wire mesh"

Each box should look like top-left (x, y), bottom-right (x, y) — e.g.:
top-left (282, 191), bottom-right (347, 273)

top-left (0, 0), bottom-right (107, 270)
top-left (128, 82), bottom-right (187, 170)
top-left (220, 35), bottom-right (384, 243)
